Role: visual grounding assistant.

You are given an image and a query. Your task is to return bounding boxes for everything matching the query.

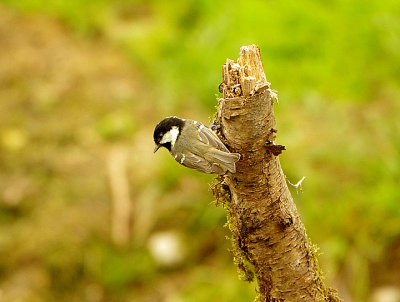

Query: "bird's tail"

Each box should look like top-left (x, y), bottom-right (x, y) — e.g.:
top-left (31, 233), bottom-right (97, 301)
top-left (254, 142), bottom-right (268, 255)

top-left (207, 150), bottom-right (241, 173)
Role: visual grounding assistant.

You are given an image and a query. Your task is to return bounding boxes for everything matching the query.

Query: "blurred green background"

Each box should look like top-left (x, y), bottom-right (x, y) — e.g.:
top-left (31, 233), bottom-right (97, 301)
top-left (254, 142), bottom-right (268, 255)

top-left (0, 0), bottom-right (399, 301)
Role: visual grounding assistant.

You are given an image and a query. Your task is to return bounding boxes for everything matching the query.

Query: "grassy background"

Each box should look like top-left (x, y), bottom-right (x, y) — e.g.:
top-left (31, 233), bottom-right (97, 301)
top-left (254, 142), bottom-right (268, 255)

top-left (0, 0), bottom-right (399, 301)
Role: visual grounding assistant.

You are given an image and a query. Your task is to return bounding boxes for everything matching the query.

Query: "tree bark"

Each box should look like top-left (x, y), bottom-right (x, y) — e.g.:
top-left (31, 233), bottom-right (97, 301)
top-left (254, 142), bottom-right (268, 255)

top-left (213, 45), bottom-right (342, 302)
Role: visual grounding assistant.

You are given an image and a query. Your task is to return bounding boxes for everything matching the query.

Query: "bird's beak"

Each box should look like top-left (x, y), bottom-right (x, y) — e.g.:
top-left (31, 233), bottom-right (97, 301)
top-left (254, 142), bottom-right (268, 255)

top-left (153, 144), bottom-right (161, 153)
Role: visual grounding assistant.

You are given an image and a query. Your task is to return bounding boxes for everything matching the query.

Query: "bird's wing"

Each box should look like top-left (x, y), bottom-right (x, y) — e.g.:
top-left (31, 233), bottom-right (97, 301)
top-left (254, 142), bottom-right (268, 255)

top-left (190, 121), bottom-right (230, 152)
top-left (174, 151), bottom-right (225, 175)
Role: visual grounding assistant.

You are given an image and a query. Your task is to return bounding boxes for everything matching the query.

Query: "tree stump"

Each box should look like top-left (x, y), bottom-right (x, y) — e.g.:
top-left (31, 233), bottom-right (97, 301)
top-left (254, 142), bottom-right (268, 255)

top-left (213, 45), bottom-right (342, 302)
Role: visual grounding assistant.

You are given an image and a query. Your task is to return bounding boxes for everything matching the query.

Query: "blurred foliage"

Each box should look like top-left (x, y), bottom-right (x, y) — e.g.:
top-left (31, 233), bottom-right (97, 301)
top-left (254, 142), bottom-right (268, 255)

top-left (0, 0), bottom-right (399, 301)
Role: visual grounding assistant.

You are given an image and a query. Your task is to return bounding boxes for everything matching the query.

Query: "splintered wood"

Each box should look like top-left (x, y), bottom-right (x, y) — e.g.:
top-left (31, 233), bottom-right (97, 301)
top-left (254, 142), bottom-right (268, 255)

top-left (219, 45), bottom-right (271, 99)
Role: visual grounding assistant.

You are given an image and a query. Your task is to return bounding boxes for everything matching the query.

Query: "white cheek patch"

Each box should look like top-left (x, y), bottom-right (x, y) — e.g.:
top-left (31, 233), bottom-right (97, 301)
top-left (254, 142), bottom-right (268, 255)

top-left (160, 126), bottom-right (180, 147)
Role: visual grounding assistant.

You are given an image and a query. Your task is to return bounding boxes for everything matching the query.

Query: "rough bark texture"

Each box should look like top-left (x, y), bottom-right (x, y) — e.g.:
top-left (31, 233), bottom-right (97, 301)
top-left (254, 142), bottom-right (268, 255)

top-left (213, 45), bottom-right (342, 302)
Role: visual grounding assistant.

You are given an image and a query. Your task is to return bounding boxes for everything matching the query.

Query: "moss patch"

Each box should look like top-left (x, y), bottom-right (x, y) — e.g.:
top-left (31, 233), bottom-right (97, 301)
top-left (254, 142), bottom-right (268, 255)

top-left (212, 176), bottom-right (256, 283)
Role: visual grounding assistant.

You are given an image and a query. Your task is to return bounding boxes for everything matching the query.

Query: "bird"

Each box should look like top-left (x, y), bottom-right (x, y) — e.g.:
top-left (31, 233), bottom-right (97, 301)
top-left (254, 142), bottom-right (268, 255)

top-left (153, 116), bottom-right (240, 174)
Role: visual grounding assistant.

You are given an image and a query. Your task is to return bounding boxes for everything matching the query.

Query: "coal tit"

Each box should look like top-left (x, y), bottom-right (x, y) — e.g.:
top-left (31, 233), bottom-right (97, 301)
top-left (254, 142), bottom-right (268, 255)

top-left (153, 117), bottom-right (240, 174)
